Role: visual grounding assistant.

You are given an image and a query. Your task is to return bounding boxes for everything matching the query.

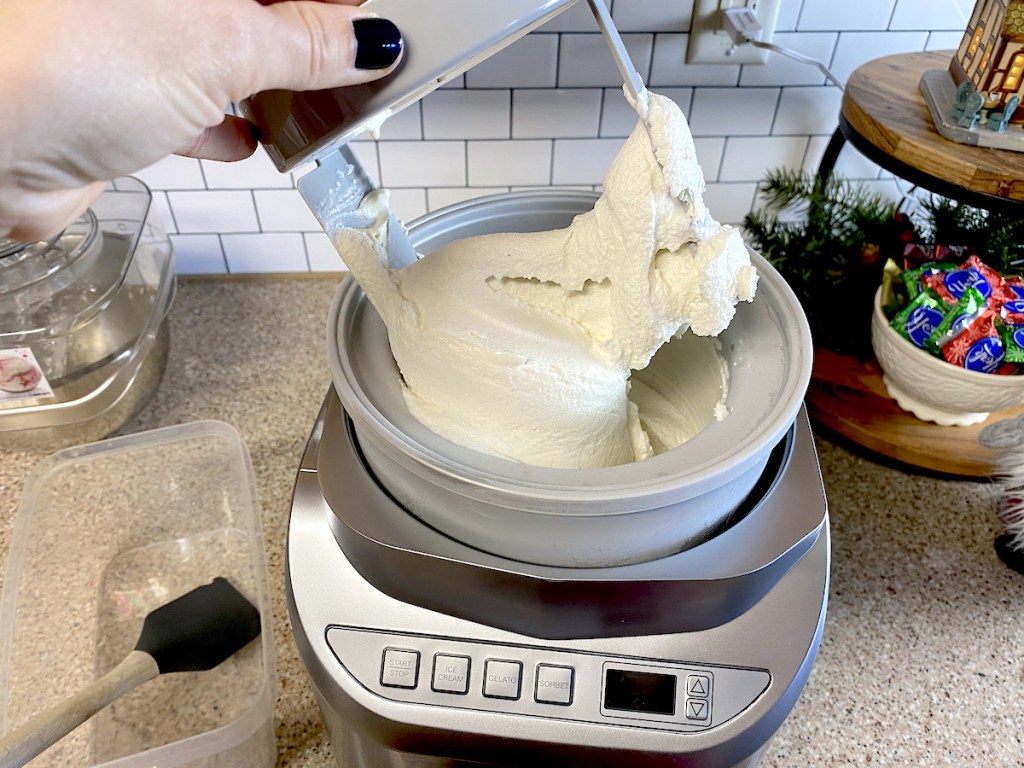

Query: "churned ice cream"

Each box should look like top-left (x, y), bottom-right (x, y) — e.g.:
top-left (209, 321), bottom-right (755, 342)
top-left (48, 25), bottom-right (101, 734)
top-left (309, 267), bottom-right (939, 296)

top-left (334, 89), bottom-right (758, 469)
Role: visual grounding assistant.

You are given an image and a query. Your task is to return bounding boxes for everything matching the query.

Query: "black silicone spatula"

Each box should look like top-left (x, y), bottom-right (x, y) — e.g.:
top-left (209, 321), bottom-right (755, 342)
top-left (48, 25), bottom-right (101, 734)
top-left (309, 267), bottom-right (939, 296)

top-left (0, 577), bottom-right (261, 768)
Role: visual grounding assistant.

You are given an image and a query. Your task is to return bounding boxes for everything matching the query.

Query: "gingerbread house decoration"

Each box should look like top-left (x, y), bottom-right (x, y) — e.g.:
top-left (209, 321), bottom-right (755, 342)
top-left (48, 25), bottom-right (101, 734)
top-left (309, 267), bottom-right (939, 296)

top-left (951, 0), bottom-right (1024, 114)
top-left (919, 0), bottom-right (1024, 149)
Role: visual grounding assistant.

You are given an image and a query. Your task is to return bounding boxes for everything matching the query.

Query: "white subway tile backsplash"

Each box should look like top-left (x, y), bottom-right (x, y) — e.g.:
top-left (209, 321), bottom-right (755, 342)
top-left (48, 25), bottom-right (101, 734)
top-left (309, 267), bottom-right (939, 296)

top-left (739, 33), bottom-right (839, 87)
top-left (829, 31), bottom-right (930, 85)
top-left (613, 0), bottom-right (692, 32)
top-left (719, 136), bottom-right (810, 182)
top-left (377, 103), bottom-right (422, 140)
top-left (798, 0), bottom-right (897, 31)
top-left (152, 14), bottom-right (953, 276)
top-left (601, 87), bottom-right (692, 137)
top-left (168, 190), bottom-right (259, 234)
top-left (379, 141), bottom-right (466, 187)
top-left (305, 232), bottom-right (346, 272)
top-left (889, 0), bottom-right (968, 31)
top-left (926, 32), bottom-right (964, 52)
top-left (466, 34), bottom-right (558, 88)
top-left (650, 34), bottom-right (741, 87)
top-left (169, 234), bottom-right (226, 275)
top-left (468, 140), bottom-right (552, 186)
top-left (135, 156), bottom-right (204, 190)
top-left (222, 233), bottom-right (307, 273)
top-left (552, 138), bottom-right (622, 185)
top-left (602, 89), bottom-right (643, 137)
top-left (804, 134), bottom-right (885, 180)
top-left (386, 188), bottom-right (428, 223)
top-left (201, 151), bottom-right (291, 189)
top-left (689, 88), bottom-right (781, 137)
top-left (254, 189), bottom-right (321, 232)
top-left (833, 150), bottom-right (886, 181)
top-left (538, 0), bottom-right (605, 32)
top-left (774, 0), bottom-right (804, 32)
top-left (559, 33), bottom-right (654, 87)
top-left (772, 87), bottom-right (843, 135)
top-left (349, 142), bottom-right (381, 185)
top-left (803, 134), bottom-right (837, 175)
top-left (515, 89), bottom-right (603, 138)
top-left (702, 183), bottom-right (759, 225)
top-left (694, 137), bottom-right (726, 182)
top-left (151, 191), bottom-right (176, 235)
top-left (423, 90), bottom-right (511, 139)
top-left (857, 179), bottom-right (908, 205)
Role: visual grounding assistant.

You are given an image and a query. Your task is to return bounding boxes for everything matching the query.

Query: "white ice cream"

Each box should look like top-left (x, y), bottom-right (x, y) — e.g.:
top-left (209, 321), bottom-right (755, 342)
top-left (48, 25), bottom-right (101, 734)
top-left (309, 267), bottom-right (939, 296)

top-left (334, 90), bottom-right (757, 469)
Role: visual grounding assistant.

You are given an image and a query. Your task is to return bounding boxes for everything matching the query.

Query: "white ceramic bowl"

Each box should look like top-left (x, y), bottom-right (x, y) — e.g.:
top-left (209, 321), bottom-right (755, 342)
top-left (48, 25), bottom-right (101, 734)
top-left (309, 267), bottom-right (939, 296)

top-left (871, 287), bottom-right (1024, 426)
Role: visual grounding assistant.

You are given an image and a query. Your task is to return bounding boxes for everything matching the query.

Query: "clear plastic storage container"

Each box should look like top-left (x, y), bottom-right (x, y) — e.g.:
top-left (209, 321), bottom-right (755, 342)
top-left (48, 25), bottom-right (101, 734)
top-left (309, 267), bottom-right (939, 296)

top-left (0, 421), bottom-right (276, 767)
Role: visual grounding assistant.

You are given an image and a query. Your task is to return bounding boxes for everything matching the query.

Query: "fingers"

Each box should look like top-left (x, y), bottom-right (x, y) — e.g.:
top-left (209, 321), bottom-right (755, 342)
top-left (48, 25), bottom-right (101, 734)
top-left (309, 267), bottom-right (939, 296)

top-left (253, 1), bottom-right (403, 93)
top-left (1, 181), bottom-right (105, 243)
top-left (177, 115), bottom-right (259, 161)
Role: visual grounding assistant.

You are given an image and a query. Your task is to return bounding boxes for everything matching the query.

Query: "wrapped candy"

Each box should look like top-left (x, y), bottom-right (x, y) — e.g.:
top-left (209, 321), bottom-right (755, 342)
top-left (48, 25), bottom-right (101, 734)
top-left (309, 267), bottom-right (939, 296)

top-left (938, 309), bottom-right (1004, 372)
top-left (920, 254), bottom-right (1017, 308)
top-left (890, 289), bottom-right (947, 349)
top-left (926, 285), bottom-right (988, 354)
top-left (1001, 299), bottom-right (1024, 326)
top-left (888, 256), bottom-right (1024, 375)
top-left (901, 261), bottom-right (956, 301)
top-left (1005, 275), bottom-right (1024, 301)
top-left (997, 319), bottom-right (1024, 365)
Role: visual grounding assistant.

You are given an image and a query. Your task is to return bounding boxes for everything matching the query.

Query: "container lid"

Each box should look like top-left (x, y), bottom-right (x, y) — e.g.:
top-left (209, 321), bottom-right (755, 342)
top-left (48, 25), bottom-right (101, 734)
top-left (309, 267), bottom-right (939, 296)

top-left (0, 178), bottom-right (153, 343)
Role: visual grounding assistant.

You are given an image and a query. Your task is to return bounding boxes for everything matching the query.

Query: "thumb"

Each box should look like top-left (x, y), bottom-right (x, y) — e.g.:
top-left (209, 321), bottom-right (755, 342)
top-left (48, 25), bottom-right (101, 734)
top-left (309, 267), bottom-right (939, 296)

top-left (254, 3), bottom-right (403, 93)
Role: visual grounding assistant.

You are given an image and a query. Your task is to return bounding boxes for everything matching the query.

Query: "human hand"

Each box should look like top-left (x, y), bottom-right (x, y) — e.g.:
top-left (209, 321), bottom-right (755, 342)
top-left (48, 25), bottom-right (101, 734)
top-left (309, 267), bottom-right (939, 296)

top-left (0, 0), bottom-right (403, 242)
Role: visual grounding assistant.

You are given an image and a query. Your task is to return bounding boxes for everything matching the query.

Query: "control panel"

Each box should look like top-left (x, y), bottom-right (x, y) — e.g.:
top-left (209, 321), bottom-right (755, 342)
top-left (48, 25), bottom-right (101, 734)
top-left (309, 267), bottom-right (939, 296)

top-left (326, 626), bottom-right (771, 732)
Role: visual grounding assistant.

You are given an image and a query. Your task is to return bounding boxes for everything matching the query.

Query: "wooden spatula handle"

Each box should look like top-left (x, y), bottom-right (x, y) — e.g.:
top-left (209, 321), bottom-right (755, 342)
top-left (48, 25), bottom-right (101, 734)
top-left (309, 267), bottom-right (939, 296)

top-left (0, 650), bottom-right (159, 768)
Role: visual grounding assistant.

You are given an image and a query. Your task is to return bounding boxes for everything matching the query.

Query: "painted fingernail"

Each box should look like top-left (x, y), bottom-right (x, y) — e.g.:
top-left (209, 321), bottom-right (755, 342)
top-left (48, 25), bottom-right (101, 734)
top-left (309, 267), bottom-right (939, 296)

top-left (353, 17), bottom-right (403, 70)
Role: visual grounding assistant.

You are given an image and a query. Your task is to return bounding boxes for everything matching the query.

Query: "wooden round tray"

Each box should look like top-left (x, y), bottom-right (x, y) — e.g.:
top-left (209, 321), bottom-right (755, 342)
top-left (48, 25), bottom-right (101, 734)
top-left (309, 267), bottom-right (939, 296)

top-left (805, 348), bottom-right (1024, 478)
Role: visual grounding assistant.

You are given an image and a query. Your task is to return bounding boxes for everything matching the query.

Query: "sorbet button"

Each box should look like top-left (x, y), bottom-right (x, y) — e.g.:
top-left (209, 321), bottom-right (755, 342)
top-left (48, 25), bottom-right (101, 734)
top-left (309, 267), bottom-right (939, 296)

top-left (381, 648), bottom-right (419, 689)
top-left (535, 664), bottom-right (574, 705)
top-left (432, 653), bottom-right (471, 694)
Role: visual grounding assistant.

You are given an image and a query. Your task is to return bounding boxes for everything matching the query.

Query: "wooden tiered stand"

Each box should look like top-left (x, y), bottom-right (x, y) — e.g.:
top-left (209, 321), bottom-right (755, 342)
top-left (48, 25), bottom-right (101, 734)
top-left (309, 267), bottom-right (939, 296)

top-left (810, 51), bottom-right (1024, 478)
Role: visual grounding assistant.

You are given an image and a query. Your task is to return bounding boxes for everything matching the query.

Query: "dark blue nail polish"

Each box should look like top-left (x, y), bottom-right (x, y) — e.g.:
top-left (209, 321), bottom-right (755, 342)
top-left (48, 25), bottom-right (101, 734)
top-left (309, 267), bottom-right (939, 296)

top-left (353, 17), bottom-right (403, 70)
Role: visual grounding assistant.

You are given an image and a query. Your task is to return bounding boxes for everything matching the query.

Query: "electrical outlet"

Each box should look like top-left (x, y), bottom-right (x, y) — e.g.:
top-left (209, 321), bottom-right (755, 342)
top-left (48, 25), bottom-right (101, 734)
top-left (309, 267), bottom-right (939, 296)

top-left (686, 0), bottom-right (781, 65)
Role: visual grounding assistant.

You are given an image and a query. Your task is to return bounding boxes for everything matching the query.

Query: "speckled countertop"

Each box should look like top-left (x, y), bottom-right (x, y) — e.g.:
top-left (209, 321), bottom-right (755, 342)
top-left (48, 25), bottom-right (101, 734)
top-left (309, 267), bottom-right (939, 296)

top-left (1, 277), bottom-right (1021, 767)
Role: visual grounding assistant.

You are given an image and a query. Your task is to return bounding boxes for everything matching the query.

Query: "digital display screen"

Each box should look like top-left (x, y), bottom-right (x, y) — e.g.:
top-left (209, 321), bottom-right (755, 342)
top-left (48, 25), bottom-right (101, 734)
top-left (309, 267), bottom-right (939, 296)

top-left (604, 669), bottom-right (676, 715)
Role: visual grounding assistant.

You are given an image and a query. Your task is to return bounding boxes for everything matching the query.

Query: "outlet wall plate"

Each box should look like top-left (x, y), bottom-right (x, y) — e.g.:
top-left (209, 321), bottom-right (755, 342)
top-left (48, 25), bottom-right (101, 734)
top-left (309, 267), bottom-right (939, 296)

top-left (686, 0), bottom-right (781, 65)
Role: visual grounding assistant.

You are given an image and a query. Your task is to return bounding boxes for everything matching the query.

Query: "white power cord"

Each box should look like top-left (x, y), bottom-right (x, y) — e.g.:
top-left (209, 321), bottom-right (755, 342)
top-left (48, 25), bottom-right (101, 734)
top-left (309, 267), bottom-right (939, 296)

top-left (720, 8), bottom-right (845, 91)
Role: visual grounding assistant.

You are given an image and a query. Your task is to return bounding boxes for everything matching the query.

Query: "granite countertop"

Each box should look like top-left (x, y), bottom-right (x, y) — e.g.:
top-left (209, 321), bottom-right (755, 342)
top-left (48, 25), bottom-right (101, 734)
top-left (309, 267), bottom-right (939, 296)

top-left (1, 277), bottom-right (1021, 767)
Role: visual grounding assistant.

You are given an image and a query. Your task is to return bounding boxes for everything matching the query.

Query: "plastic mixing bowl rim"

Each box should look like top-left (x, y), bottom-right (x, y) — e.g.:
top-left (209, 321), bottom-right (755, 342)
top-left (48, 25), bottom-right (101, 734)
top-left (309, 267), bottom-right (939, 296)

top-left (327, 190), bottom-right (813, 507)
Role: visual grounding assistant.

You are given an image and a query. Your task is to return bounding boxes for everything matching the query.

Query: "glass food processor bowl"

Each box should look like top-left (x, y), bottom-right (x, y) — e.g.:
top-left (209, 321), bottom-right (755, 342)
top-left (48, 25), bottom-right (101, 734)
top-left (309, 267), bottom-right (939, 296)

top-left (0, 177), bottom-right (175, 451)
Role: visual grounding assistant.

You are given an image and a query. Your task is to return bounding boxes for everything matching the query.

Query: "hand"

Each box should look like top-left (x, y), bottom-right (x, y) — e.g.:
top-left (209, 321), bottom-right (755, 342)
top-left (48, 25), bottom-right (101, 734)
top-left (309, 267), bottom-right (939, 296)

top-left (0, 0), bottom-right (403, 242)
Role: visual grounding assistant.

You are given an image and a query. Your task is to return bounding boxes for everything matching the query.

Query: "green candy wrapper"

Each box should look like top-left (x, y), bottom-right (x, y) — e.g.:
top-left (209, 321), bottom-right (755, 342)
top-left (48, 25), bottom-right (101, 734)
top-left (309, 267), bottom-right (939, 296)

top-left (890, 289), bottom-right (947, 350)
top-left (926, 285), bottom-right (988, 355)
top-left (998, 320), bottom-right (1024, 364)
top-left (901, 261), bottom-right (956, 301)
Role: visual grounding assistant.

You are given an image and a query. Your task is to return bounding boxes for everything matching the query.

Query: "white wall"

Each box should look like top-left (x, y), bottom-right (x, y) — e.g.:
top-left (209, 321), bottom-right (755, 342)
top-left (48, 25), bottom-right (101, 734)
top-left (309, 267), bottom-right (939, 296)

top-left (136, 0), bottom-right (975, 274)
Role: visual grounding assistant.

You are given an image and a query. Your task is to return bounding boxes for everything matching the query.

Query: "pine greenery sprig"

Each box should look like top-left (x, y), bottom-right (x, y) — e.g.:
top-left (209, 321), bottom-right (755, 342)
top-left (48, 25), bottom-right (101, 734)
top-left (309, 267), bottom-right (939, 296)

top-left (743, 168), bottom-right (1024, 357)
top-left (743, 168), bottom-right (912, 357)
top-left (921, 196), bottom-right (1024, 274)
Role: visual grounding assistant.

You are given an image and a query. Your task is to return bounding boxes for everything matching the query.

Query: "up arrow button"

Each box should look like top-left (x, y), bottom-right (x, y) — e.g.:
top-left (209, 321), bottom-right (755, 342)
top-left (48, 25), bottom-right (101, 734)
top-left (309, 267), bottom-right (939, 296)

top-left (686, 673), bottom-right (711, 698)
